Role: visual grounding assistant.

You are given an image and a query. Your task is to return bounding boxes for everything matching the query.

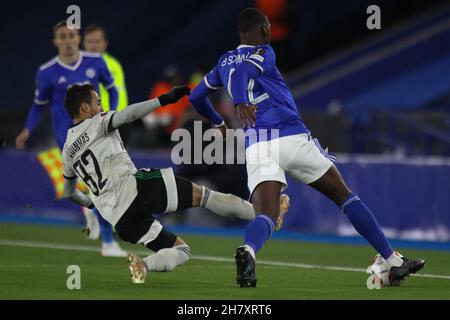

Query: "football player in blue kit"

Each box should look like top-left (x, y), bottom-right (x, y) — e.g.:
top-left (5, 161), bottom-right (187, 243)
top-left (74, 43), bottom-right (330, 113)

top-left (15, 21), bottom-right (126, 257)
top-left (189, 8), bottom-right (425, 287)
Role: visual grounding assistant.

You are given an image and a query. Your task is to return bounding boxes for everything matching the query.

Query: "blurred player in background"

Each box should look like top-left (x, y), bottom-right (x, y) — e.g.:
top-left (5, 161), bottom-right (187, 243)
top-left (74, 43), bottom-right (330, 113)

top-left (61, 84), bottom-right (288, 283)
top-left (189, 8), bottom-right (425, 287)
top-left (83, 24), bottom-right (129, 112)
top-left (15, 20), bottom-right (126, 257)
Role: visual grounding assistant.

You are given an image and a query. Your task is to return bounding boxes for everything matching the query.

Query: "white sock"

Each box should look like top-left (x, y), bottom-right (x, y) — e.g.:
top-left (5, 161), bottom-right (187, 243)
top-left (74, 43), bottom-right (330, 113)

top-left (143, 244), bottom-right (190, 272)
top-left (387, 252), bottom-right (403, 267)
top-left (200, 187), bottom-right (255, 221)
top-left (244, 245), bottom-right (256, 260)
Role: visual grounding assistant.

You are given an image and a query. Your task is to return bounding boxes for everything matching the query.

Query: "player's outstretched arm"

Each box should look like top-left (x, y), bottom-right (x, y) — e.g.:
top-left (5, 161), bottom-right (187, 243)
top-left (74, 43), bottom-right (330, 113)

top-left (106, 85), bottom-right (119, 111)
top-left (16, 103), bottom-right (46, 149)
top-left (63, 177), bottom-right (94, 208)
top-left (189, 81), bottom-right (225, 127)
top-left (18, 69), bottom-right (52, 149)
top-left (109, 86), bottom-right (190, 131)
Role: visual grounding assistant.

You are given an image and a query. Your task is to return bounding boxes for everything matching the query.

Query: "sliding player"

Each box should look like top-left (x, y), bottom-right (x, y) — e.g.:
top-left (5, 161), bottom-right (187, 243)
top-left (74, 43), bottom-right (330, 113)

top-left (61, 84), bottom-right (288, 284)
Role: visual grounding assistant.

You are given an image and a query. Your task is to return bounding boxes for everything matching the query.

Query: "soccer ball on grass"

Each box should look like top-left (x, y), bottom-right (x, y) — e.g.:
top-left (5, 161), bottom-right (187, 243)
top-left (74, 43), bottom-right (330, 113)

top-left (366, 251), bottom-right (403, 287)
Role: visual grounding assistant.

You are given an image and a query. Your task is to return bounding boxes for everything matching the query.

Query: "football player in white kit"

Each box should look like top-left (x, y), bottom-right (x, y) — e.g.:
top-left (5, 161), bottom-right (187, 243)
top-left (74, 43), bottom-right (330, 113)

top-left (61, 83), bottom-right (289, 284)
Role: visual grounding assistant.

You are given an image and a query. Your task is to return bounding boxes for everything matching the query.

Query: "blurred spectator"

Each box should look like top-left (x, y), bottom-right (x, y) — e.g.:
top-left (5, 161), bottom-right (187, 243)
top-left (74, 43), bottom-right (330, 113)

top-left (142, 65), bottom-right (191, 148)
top-left (83, 25), bottom-right (129, 111)
top-left (83, 24), bottom-right (135, 146)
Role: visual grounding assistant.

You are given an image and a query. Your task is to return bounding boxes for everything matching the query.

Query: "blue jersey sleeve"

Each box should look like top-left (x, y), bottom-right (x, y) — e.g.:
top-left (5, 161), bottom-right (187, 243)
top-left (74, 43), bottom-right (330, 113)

top-left (244, 45), bottom-right (276, 75)
top-left (25, 70), bottom-right (51, 132)
top-left (203, 67), bottom-right (222, 90)
top-left (98, 57), bottom-right (118, 110)
top-left (34, 70), bottom-right (52, 105)
top-left (189, 80), bottom-right (224, 126)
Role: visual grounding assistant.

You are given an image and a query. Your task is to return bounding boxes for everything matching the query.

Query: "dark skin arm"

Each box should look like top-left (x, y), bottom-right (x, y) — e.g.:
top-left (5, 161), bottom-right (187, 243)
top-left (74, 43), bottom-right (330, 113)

top-left (236, 104), bottom-right (257, 128)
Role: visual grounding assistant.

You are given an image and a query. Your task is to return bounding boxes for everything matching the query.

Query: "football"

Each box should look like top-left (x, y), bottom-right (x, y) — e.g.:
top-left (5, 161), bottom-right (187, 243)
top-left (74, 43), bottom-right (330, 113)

top-left (366, 252), bottom-right (403, 287)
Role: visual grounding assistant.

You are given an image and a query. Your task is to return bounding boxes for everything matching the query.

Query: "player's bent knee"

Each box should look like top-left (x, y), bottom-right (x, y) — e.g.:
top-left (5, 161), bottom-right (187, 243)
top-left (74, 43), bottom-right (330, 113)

top-left (114, 223), bottom-right (140, 245)
top-left (174, 237), bottom-right (186, 246)
top-left (145, 228), bottom-right (178, 252)
top-left (174, 175), bottom-right (194, 210)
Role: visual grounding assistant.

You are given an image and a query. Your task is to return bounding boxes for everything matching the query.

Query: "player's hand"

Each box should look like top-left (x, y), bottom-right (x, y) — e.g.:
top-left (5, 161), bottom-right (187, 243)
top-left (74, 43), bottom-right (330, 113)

top-left (214, 123), bottom-right (228, 140)
top-left (15, 128), bottom-right (30, 149)
top-left (158, 86), bottom-right (191, 106)
top-left (236, 104), bottom-right (257, 128)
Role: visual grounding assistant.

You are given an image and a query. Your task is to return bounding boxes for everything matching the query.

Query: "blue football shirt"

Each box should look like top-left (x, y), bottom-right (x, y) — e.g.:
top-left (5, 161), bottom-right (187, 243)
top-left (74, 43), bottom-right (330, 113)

top-left (33, 51), bottom-right (116, 148)
top-left (204, 44), bottom-right (309, 141)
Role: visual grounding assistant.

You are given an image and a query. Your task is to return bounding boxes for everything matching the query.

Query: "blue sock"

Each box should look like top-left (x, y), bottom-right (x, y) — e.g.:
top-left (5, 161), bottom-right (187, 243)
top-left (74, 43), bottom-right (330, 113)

top-left (341, 194), bottom-right (393, 259)
top-left (93, 208), bottom-right (113, 244)
top-left (244, 214), bottom-right (275, 253)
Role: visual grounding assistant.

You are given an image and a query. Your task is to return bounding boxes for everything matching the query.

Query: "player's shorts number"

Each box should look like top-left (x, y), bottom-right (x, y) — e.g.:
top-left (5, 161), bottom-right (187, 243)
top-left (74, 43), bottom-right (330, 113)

top-left (73, 149), bottom-right (107, 196)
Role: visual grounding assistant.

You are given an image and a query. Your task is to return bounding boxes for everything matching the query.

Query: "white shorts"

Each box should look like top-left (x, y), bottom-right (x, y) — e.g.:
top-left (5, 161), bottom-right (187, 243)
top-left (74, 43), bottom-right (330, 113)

top-left (246, 133), bottom-right (334, 196)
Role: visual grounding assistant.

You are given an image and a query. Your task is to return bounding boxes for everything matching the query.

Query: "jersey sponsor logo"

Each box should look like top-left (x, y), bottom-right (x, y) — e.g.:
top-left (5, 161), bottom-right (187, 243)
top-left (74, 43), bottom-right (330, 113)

top-left (58, 76), bottom-right (67, 84)
top-left (254, 48), bottom-right (265, 55)
top-left (65, 132), bottom-right (90, 159)
top-left (85, 68), bottom-right (96, 78)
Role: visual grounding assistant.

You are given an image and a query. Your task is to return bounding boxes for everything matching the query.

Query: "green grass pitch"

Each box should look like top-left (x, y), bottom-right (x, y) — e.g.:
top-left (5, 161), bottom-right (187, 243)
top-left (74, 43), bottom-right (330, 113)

top-left (1, 223), bottom-right (449, 299)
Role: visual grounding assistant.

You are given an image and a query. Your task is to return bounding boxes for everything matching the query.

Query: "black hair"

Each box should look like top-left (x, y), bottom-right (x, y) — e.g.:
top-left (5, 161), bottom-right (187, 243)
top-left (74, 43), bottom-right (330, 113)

top-left (237, 8), bottom-right (267, 32)
top-left (84, 24), bottom-right (108, 41)
top-left (65, 84), bottom-right (96, 118)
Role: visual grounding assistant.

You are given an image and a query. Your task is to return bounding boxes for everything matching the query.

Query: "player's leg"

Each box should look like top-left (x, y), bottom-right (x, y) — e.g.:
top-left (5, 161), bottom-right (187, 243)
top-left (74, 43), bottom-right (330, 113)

top-left (142, 234), bottom-right (190, 272)
top-left (309, 164), bottom-right (397, 259)
top-left (236, 181), bottom-right (283, 287)
top-left (170, 171), bottom-right (257, 220)
top-left (309, 164), bottom-right (425, 281)
top-left (283, 133), bottom-right (425, 281)
top-left (132, 168), bottom-right (288, 224)
top-left (189, 178), bottom-right (289, 227)
top-left (81, 207), bottom-right (100, 240)
top-left (243, 181), bottom-right (282, 255)
top-left (281, 133), bottom-right (397, 260)
top-left (233, 139), bottom-right (288, 287)
top-left (82, 203), bottom-right (127, 257)
top-left (93, 208), bottom-right (127, 257)
top-left (125, 229), bottom-right (191, 284)
top-left (114, 185), bottom-right (191, 284)
top-left (189, 180), bottom-right (255, 220)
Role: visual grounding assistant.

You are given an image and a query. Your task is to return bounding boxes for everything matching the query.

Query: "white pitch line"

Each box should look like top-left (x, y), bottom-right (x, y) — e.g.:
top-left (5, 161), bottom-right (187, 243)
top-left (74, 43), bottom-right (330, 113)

top-left (1, 239), bottom-right (449, 280)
